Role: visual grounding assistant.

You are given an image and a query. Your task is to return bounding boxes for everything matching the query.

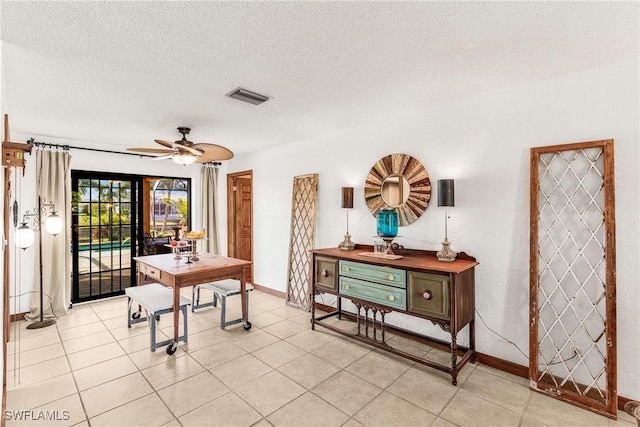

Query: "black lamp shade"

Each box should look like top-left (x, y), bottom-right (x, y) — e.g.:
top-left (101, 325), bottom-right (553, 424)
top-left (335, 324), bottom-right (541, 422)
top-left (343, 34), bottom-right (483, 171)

top-left (341, 187), bottom-right (354, 209)
top-left (437, 179), bottom-right (455, 207)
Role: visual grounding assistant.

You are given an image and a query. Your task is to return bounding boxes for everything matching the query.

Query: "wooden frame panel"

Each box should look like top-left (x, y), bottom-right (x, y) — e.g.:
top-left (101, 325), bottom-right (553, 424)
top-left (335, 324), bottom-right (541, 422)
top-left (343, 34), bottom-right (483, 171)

top-left (529, 139), bottom-right (617, 418)
top-left (286, 173), bottom-right (318, 310)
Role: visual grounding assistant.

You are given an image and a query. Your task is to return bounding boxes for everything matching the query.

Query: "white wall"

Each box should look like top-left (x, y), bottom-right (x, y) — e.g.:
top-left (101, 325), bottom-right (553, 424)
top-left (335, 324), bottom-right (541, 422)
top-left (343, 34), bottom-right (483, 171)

top-left (1, 33), bottom-right (5, 408)
top-left (228, 56), bottom-right (640, 398)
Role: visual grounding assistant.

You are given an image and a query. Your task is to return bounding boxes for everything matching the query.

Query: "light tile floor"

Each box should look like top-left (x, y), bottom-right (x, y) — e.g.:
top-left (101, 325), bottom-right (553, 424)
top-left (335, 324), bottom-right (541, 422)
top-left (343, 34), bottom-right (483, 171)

top-left (4, 289), bottom-right (636, 427)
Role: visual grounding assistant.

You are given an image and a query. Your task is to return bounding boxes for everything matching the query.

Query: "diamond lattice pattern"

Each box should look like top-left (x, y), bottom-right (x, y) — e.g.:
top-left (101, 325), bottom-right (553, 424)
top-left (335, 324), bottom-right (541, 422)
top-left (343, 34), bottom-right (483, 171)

top-left (536, 147), bottom-right (608, 401)
top-left (286, 174), bottom-right (319, 310)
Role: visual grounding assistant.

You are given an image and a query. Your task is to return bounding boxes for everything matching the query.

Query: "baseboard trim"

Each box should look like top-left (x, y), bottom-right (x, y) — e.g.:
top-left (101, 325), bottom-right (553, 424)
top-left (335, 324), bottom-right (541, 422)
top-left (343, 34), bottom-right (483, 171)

top-left (475, 351), bottom-right (529, 379)
top-left (315, 302), bottom-right (334, 313)
top-left (9, 312), bottom-right (26, 323)
top-left (251, 282), bottom-right (286, 299)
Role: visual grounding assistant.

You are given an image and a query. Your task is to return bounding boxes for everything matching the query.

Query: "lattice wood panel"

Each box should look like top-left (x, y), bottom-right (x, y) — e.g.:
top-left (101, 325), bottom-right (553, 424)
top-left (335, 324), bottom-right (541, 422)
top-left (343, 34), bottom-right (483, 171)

top-left (286, 174), bottom-right (319, 310)
top-left (529, 139), bottom-right (617, 418)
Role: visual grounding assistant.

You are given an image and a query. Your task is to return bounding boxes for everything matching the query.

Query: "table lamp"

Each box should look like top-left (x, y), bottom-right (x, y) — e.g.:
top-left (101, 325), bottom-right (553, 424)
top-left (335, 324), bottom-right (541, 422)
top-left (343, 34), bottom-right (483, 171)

top-left (436, 179), bottom-right (457, 262)
top-left (338, 187), bottom-right (356, 250)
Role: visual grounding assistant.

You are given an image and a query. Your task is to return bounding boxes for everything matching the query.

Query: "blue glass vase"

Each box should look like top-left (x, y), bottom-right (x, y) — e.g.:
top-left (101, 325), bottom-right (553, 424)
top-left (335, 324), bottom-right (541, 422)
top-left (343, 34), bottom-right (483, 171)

top-left (376, 209), bottom-right (398, 237)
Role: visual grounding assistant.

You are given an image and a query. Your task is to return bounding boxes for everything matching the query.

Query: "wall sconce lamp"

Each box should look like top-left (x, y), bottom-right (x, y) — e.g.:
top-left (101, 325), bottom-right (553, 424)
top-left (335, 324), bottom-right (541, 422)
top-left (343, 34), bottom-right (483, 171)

top-left (338, 187), bottom-right (356, 251)
top-left (436, 179), bottom-right (457, 262)
top-left (14, 196), bottom-right (64, 329)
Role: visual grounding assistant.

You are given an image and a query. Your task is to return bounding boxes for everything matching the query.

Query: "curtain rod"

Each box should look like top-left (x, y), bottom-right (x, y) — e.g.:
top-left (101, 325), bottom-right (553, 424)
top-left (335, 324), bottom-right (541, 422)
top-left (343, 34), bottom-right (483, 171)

top-left (26, 138), bottom-right (221, 166)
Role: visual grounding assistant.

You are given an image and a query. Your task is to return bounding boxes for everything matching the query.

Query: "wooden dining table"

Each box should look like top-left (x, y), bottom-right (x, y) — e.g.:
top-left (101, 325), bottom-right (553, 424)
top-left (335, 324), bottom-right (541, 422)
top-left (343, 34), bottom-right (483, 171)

top-left (133, 252), bottom-right (252, 354)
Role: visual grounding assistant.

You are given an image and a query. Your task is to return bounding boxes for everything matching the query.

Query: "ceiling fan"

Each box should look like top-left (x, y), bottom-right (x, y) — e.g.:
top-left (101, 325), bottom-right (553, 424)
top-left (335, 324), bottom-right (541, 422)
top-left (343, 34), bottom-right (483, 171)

top-left (127, 127), bottom-right (234, 165)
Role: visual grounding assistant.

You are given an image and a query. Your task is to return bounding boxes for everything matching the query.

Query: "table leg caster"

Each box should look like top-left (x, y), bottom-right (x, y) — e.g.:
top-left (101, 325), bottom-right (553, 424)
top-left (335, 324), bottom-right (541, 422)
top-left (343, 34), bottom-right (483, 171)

top-left (166, 341), bottom-right (178, 355)
top-left (132, 311), bottom-right (141, 320)
top-left (243, 321), bottom-right (252, 331)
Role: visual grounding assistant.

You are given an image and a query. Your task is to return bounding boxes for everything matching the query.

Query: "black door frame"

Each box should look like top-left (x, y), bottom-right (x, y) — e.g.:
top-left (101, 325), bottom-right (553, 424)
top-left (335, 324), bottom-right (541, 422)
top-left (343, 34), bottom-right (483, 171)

top-left (71, 171), bottom-right (142, 303)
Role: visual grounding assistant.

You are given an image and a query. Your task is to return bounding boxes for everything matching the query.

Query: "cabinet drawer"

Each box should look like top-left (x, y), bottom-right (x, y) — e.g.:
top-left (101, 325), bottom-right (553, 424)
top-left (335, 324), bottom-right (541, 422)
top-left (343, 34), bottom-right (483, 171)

top-left (339, 277), bottom-right (406, 311)
top-left (139, 263), bottom-right (161, 281)
top-left (339, 260), bottom-right (405, 289)
top-left (315, 256), bottom-right (338, 292)
top-left (407, 271), bottom-right (450, 320)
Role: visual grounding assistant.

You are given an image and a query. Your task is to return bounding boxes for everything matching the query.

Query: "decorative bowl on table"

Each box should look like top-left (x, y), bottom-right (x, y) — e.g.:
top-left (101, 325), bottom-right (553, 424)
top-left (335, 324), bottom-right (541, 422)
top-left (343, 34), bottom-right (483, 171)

top-left (185, 229), bottom-right (206, 239)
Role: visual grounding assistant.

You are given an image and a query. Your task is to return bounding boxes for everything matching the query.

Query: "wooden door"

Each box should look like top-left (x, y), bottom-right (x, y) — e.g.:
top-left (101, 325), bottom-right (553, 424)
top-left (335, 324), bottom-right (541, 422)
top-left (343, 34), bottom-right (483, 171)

top-left (227, 171), bottom-right (253, 284)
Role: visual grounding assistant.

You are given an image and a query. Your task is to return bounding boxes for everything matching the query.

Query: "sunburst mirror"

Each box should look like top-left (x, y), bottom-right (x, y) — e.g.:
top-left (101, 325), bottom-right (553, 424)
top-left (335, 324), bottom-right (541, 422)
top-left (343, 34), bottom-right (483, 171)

top-left (364, 153), bottom-right (431, 226)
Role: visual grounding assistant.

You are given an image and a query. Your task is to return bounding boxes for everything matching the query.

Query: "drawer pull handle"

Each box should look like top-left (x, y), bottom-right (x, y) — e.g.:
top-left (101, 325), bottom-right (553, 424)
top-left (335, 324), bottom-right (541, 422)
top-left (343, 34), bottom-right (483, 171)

top-left (388, 275), bottom-right (394, 281)
top-left (344, 267), bottom-right (350, 272)
top-left (422, 290), bottom-right (433, 301)
top-left (344, 284), bottom-right (350, 290)
top-left (321, 269), bottom-right (329, 277)
top-left (388, 295), bottom-right (395, 302)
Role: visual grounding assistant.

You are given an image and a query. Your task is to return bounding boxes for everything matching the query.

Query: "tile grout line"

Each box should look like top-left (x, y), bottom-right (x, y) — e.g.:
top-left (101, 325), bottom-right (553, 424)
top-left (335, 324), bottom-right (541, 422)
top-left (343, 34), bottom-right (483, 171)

top-left (55, 314), bottom-right (92, 426)
top-left (69, 296), bottom-right (176, 424)
top-left (162, 298), bottom-right (295, 425)
top-left (9, 290), bottom-right (604, 427)
top-left (146, 292), bottom-right (298, 425)
top-left (113, 296), bottom-right (190, 426)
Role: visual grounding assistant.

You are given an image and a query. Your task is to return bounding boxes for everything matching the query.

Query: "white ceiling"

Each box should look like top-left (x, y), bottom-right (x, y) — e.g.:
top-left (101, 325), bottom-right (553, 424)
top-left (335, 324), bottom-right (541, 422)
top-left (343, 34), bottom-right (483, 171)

top-left (1, 1), bottom-right (637, 157)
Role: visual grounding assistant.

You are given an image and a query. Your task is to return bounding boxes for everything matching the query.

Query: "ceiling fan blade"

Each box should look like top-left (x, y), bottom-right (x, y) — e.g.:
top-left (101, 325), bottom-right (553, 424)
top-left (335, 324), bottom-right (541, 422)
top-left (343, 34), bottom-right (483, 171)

top-left (155, 139), bottom-right (202, 156)
top-left (193, 144), bottom-right (234, 162)
top-left (127, 147), bottom-right (174, 154)
top-left (178, 145), bottom-right (202, 156)
top-left (151, 154), bottom-right (175, 161)
top-left (154, 139), bottom-right (174, 149)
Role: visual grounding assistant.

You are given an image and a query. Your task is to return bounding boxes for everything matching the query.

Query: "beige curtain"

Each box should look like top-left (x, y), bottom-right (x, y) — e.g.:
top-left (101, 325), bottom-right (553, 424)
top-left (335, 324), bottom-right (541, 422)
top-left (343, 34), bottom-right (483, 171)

top-left (25, 149), bottom-right (72, 320)
top-left (200, 165), bottom-right (220, 254)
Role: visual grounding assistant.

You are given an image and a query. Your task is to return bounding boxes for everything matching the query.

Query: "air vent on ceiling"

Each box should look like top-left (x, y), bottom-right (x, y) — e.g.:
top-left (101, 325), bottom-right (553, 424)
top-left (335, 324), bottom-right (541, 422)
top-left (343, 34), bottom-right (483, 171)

top-left (226, 87), bottom-right (270, 105)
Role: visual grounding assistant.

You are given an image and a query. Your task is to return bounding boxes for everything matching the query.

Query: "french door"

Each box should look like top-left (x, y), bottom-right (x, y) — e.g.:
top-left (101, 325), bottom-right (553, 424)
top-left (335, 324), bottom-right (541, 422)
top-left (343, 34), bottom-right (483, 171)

top-left (71, 172), bottom-right (141, 303)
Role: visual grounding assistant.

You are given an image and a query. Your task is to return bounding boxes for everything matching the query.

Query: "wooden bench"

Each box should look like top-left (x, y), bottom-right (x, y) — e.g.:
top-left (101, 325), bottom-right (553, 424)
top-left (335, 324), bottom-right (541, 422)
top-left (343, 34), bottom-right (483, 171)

top-left (126, 283), bottom-right (190, 351)
top-left (191, 279), bottom-right (253, 330)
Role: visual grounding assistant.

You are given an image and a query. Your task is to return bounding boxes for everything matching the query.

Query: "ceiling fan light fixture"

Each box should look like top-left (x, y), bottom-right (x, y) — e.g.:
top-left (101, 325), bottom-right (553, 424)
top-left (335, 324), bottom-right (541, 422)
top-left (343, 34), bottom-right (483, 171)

top-left (172, 153), bottom-right (197, 165)
top-left (226, 87), bottom-right (270, 105)
top-left (128, 127), bottom-right (231, 163)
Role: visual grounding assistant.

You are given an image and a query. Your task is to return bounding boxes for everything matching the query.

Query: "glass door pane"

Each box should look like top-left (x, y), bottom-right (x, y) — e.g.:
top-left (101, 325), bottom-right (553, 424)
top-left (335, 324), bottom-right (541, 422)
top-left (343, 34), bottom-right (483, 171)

top-left (72, 174), bottom-right (138, 302)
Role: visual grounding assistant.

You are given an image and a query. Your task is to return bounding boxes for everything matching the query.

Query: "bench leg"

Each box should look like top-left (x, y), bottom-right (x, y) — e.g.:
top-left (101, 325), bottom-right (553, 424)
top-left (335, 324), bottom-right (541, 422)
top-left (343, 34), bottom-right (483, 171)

top-left (191, 285), bottom-right (218, 312)
top-left (220, 295), bottom-right (227, 330)
top-left (219, 290), bottom-right (252, 330)
top-left (245, 290), bottom-right (250, 316)
top-left (182, 305), bottom-right (188, 343)
top-left (127, 297), bottom-right (132, 328)
top-left (150, 311), bottom-right (157, 352)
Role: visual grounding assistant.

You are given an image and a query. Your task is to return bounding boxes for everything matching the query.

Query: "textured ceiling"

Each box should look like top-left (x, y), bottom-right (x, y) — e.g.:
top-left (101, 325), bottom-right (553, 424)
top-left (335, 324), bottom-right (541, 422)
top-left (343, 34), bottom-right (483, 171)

top-left (1, 1), bottom-right (637, 156)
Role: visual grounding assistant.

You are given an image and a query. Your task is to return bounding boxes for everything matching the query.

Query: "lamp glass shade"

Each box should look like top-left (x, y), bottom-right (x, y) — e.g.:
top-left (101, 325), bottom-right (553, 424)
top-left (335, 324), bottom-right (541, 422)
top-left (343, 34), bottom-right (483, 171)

top-left (45, 213), bottom-right (64, 235)
top-left (437, 179), bottom-right (455, 207)
top-left (173, 154), bottom-right (197, 165)
top-left (341, 187), bottom-right (354, 209)
top-left (15, 224), bottom-right (35, 249)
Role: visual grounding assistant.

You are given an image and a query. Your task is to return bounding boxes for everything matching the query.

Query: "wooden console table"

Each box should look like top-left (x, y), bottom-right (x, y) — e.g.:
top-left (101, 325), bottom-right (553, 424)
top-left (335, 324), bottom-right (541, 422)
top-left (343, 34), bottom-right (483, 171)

top-left (310, 246), bottom-right (478, 385)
